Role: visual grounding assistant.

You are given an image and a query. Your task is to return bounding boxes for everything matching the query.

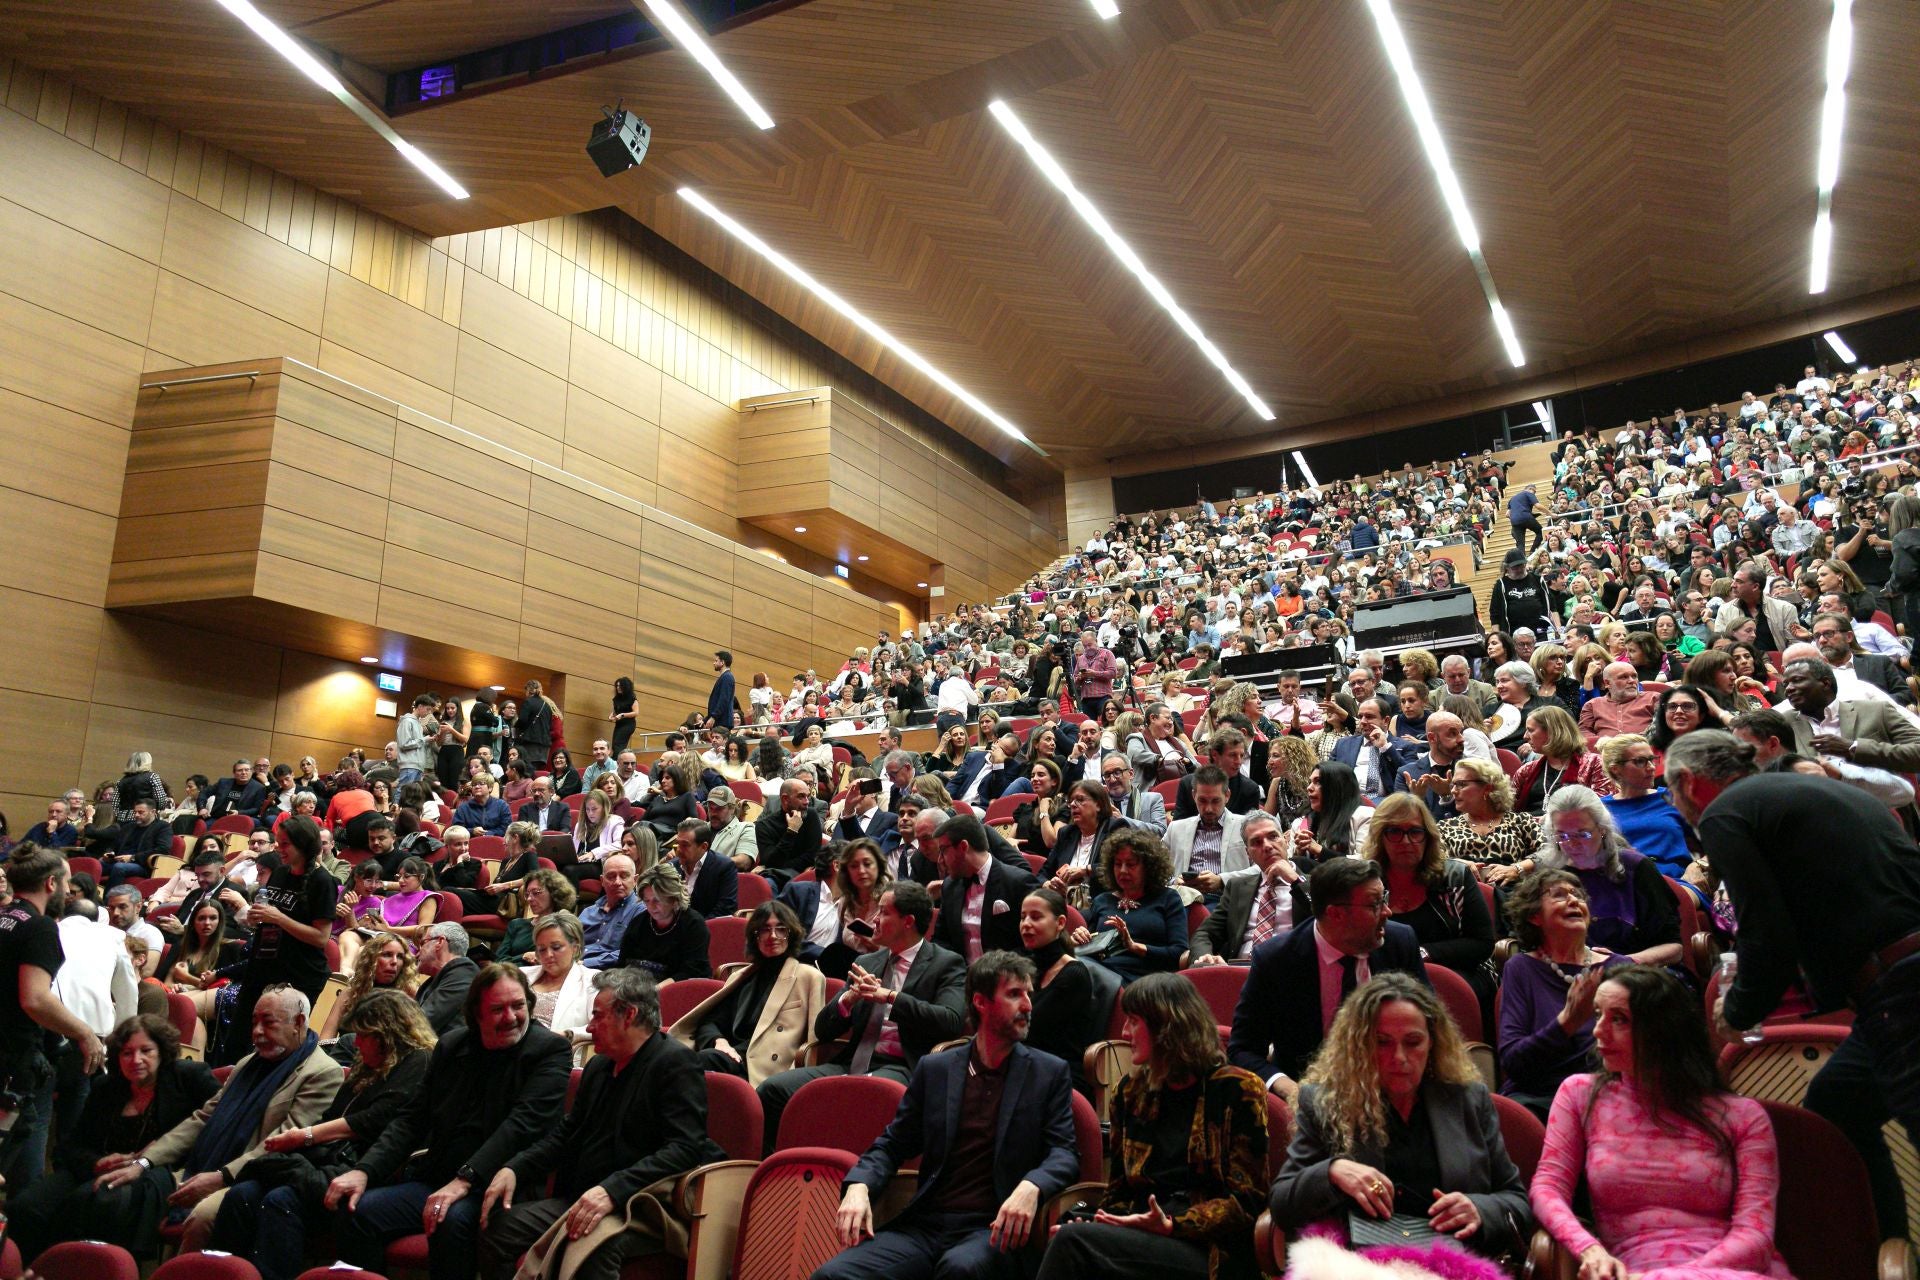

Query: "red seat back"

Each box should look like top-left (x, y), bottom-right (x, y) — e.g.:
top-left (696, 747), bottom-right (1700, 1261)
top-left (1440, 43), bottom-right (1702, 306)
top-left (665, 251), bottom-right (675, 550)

top-left (737, 873), bottom-right (773, 912)
top-left (1759, 1099), bottom-right (1888, 1274)
top-left (151, 1254), bottom-right (261, 1280)
top-left (1152, 780), bottom-right (1180, 805)
top-left (469, 834), bottom-right (508, 861)
top-left (730, 1148), bottom-right (859, 1280)
top-left (30, 1242), bottom-right (139, 1280)
top-left (984, 795), bottom-right (1025, 827)
top-left (1184, 899), bottom-right (1210, 940)
top-left (1428, 963), bottom-right (1484, 1043)
top-left (1069, 1087), bottom-right (1104, 1182)
top-left (659, 977), bottom-right (726, 1029)
top-left (706, 914), bottom-right (749, 970)
top-left (166, 991), bottom-right (199, 1044)
top-left (706, 1069), bottom-right (765, 1159)
top-left (1490, 1092), bottom-right (1546, 1180)
top-left (1494, 749), bottom-right (1521, 780)
top-left (209, 815), bottom-right (255, 836)
top-left (730, 779), bottom-right (766, 807)
top-left (778, 1074), bottom-right (906, 1153)
top-left (1179, 964), bottom-right (1249, 1026)
top-left (66, 855), bottom-right (103, 883)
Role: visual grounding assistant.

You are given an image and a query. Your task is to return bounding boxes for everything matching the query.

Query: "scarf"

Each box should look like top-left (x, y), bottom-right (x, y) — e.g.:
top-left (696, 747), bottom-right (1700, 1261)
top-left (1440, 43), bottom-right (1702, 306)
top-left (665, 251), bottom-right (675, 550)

top-left (186, 1030), bottom-right (319, 1175)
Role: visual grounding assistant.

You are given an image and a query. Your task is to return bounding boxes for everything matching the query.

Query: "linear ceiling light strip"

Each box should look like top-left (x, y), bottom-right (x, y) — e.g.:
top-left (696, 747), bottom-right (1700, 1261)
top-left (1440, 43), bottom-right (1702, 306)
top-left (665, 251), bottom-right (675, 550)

top-left (987, 100), bottom-right (1275, 421)
top-left (640, 0), bottom-right (776, 130)
top-left (1810, 0), bottom-right (1853, 293)
top-left (1363, 0), bottom-right (1522, 366)
top-left (678, 188), bottom-right (1046, 456)
top-left (209, 0), bottom-right (468, 198)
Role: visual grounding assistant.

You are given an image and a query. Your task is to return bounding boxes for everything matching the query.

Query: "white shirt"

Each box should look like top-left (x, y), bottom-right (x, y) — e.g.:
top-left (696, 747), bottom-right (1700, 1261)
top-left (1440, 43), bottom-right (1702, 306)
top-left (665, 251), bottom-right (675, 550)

top-left (936, 675), bottom-right (977, 715)
top-left (55, 917), bottom-right (139, 1036)
top-left (960, 860), bottom-right (992, 962)
top-left (621, 771), bottom-right (652, 804)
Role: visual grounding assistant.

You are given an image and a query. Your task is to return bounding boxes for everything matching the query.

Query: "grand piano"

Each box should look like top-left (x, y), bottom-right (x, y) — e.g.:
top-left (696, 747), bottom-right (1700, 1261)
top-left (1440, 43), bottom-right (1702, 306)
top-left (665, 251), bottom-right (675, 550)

top-left (1349, 585), bottom-right (1486, 679)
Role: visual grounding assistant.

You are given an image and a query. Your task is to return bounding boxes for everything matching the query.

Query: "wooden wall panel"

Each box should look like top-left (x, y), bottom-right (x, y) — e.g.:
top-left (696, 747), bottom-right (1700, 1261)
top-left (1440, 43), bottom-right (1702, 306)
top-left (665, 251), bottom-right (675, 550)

top-left (147, 270), bottom-right (321, 368)
top-left (159, 193), bottom-right (328, 334)
top-left (321, 267), bottom-right (459, 392)
top-left (0, 195), bottom-right (158, 343)
top-left (451, 331), bottom-right (567, 442)
top-left (0, 387), bottom-right (131, 517)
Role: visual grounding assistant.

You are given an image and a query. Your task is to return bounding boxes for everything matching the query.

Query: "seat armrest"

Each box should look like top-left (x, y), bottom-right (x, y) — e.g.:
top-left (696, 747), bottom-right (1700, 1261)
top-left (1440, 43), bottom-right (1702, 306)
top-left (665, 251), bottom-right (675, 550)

top-left (799, 1039), bottom-right (848, 1068)
top-left (1527, 1228), bottom-right (1577, 1280)
top-left (675, 1159), bottom-right (759, 1280)
top-left (1082, 1039), bottom-right (1133, 1126)
top-left (1253, 1210), bottom-right (1287, 1277)
top-left (1881, 1237), bottom-right (1917, 1280)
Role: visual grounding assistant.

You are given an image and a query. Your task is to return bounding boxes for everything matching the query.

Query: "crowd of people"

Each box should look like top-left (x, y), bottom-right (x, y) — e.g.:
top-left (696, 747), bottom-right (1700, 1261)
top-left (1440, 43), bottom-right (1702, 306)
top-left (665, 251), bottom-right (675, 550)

top-left (2, 357), bottom-right (1920, 1280)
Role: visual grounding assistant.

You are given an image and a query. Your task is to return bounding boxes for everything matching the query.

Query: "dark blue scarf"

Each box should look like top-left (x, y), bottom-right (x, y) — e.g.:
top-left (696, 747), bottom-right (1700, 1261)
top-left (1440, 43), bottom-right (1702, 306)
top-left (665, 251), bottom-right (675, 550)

top-left (186, 1029), bottom-right (319, 1175)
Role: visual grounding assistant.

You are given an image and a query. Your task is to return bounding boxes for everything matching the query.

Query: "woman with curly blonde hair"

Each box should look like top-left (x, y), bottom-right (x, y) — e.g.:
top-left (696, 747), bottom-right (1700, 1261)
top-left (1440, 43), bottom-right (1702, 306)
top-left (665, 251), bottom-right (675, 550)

top-left (318, 933), bottom-right (419, 1046)
top-left (1272, 973), bottom-right (1532, 1276)
top-left (1034, 971), bottom-right (1267, 1280)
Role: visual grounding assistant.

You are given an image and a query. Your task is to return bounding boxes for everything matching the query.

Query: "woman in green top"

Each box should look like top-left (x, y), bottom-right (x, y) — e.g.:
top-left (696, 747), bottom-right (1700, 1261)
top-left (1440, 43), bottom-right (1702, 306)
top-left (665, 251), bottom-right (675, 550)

top-left (502, 868), bottom-right (576, 965)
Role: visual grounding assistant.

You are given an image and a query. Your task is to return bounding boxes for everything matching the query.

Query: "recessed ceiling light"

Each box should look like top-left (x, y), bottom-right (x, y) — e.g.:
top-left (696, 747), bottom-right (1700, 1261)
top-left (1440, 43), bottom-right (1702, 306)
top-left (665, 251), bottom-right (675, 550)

top-left (489, 684), bottom-right (506, 691)
top-left (793, 525), bottom-right (807, 533)
top-left (1089, 0), bottom-right (1120, 16)
top-left (1824, 330), bottom-right (1857, 363)
top-left (209, 0), bottom-right (469, 198)
top-left (1362, 0), bottom-right (1523, 365)
top-left (988, 100), bottom-right (1273, 421)
top-left (640, 0), bottom-right (775, 130)
top-left (1810, 0), bottom-right (1853, 293)
top-left (360, 656), bottom-right (378, 663)
top-left (677, 187), bottom-right (1044, 455)
top-left (916, 581), bottom-right (929, 588)
top-left (857, 554), bottom-right (869, 561)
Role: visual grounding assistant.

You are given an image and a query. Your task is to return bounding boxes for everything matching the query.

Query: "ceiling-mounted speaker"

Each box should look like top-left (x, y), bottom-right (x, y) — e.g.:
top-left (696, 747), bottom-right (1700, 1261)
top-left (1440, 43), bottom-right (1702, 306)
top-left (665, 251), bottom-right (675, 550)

top-left (587, 107), bottom-right (651, 178)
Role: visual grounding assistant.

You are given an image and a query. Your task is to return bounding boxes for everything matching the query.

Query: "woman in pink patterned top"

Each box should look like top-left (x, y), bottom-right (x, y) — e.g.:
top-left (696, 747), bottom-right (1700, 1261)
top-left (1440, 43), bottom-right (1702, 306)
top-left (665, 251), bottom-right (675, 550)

top-left (1531, 966), bottom-right (1793, 1280)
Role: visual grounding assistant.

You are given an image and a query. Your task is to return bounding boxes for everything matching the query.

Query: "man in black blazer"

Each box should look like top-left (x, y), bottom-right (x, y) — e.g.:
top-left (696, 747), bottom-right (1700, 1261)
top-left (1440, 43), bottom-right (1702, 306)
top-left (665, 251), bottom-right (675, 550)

top-left (514, 775), bottom-right (571, 832)
top-left (1188, 812), bottom-right (1311, 965)
top-left (201, 759), bottom-right (268, 825)
top-left (667, 818), bottom-right (738, 919)
top-left (1227, 857), bottom-right (1429, 1101)
top-left (756, 881), bottom-right (966, 1145)
top-left (415, 923), bottom-right (480, 1036)
top-left (754, 779), bottom-right (824, 885)
top-left (814, 952), bottom-right (1080, 1280)
top-left (477, 967), bottom-right (724, 1280)
top-left (1326, 700), bottom-right (1421, 805)
top-left (932, 814), bottom-right (1039, 962)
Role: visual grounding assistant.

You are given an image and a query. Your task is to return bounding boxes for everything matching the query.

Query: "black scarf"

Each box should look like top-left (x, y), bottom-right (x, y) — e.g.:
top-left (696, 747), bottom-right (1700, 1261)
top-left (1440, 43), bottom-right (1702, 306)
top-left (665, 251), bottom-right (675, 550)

top-left (1024, 936), bottom-right (1071, 974)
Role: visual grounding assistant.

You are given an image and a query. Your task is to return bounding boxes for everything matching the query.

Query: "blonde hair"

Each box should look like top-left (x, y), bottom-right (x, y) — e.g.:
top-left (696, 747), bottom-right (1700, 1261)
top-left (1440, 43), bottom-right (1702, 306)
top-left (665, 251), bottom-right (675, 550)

top-left (1361, 792), bottom-right (1445, 882)
top-left (1527, 705), bottom-right (1586, 761)
top-left (1451, 756), bottom-right (1513, 813)
top-left (1300, 973), bottom-right (1479, 1153)
top-left (1599, 733), bottom-right (1653, 778)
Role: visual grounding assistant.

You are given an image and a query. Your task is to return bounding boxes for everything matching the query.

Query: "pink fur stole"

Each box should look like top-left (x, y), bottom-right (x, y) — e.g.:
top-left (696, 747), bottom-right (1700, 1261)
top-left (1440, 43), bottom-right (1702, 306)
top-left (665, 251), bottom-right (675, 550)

top-left (1282, 1234), bottom-right (1512, 1280)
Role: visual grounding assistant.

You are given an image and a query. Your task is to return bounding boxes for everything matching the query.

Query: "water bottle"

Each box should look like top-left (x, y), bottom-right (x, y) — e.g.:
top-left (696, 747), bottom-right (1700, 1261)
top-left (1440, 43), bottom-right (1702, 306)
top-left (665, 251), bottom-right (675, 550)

top-left (1717, 952), bottom-right (1766, 1044)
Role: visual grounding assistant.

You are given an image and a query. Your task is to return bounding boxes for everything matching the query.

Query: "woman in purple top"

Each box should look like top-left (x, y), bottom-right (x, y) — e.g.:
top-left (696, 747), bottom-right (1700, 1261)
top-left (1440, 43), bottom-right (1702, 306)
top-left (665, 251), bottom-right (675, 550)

top-left (1534, 786), bottom-right (1682, 969)
top-left (1497, 868), bottom-right (1632, 1118)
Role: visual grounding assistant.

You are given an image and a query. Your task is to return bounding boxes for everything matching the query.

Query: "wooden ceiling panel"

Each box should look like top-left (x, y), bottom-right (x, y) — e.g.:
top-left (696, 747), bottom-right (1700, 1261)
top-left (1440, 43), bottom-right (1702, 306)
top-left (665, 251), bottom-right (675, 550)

top-left (6, 0), bottom-right (1919, 478)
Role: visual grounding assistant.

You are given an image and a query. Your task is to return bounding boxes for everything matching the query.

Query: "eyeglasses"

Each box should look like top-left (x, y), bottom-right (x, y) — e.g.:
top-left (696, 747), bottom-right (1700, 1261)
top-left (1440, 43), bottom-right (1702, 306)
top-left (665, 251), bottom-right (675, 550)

top-left (1380, 825), bottom-right (1427, 842)
top-left (753, 925), bottom-right (791, 938)
top-left (1554, 828), bottom-right (1598, 844)
top-left (1335, 895), bottom-right (1391, 914)
top-left (1621, 755), bottom-right (1658, 768)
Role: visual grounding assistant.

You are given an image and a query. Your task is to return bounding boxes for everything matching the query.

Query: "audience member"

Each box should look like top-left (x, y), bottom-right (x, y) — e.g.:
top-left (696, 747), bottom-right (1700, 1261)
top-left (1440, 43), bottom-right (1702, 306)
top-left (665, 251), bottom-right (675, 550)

top-left (415, 922), bottom-right (479, 1036)
top-left (1164, 766), bottom-right (1250, 897)
top-left (1292, 761), bottom-right (1369, 863)
top-left (935, 812), bottom-right (1040, 962)
top-left (1069, 827), bottom-right (1187, 986)
top-left (667, 817), bottom-right (739, 919)
top-left (1534, 787), bottom-right (1682, 968)
top-left (670, 900), bottom-right (825, 1084)
top-left (1436, 759), bottom-right (1540, 886)
top-left (579, 853), bottom-right (643, 969)
top-left (1189, 812), bottom-right (1308, 965)
top-left (1495, 870), bottom-right (1631, 1118)
top-left (1015, 888), bottom-right (1098, 1089)
top-left (1596, 734), bottom-right (1694, 879)
top-left (618, 862), bottom-right (712, 984)
top-left (522, 911), bottom-right (594, 1059)
top-left (1362, 793), bottom-right (1494, 997)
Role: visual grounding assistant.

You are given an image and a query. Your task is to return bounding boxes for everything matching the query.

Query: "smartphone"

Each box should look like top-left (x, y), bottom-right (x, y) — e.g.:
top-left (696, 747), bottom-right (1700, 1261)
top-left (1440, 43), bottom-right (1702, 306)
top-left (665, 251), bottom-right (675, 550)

top-left (858, 778), bottom-right (883, 796)
top-left (847, 919), bottom-right (875, 937)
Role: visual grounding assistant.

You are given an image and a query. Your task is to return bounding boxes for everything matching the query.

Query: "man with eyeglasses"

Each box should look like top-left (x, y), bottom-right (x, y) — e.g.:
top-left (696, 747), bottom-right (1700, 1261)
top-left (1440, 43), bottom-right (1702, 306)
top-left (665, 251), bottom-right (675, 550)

top-left (1226, 857), bottom-right (1429, 1104)
top-left (1677, 592), bottom-right (1715, 645)
top-left (1189, 813), bottom-right (1309, 966)
top-left (1810, 613), bottom-right (1907, 705)
top-left (1099, 753), bottom-right (1167, 833)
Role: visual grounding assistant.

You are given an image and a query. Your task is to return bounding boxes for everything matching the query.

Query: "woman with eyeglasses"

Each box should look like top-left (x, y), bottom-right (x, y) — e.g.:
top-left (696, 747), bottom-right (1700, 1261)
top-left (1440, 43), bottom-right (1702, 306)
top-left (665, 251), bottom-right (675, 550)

top-left (669, 900), bottom-right (824, 1084)
top-left (1496, 869), bottom-right (1630, 1119)
top-left (1362, 794), bottom-right (1494, 998)
top-left (1597, 734), bottom-right (1694, 880)
top-left (1646, 684), bottom-right (1726, 754)
top-left (522, 910), bottom-right (593, 1062)
top-left (1437, 759), bottom-right (1540, 887)
top-left (1534, 786), bottom-right (1681, 970)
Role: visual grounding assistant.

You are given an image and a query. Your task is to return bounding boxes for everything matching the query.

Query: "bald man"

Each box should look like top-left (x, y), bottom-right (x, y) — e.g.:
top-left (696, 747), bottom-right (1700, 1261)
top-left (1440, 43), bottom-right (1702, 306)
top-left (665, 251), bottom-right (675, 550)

top-left (1578, 662), bottom-right (1659, 739)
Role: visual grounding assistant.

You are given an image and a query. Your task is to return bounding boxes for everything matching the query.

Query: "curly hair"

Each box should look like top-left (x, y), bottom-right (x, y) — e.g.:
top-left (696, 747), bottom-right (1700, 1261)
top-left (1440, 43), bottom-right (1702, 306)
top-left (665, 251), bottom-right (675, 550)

top-left (107, 1013), bottom-right (180, 1070)
top-left (339, 988), bottom-right (436, 1091)
top-left (1099, 826), bottom-right (1173, 898)
top-left (521, 867), bottom-right (577, 917)
top-left (1360, 792), bottom-right (1446, 884)
top-left (1299, 973), bottom-right (1479, 1154)
top-left (343, 933), bottom-right (421, 1014)
top-left (1502, 867), bottom-right (1588, 951)
top-left (1120, 972), bottom-right (1224, 1085)
top-left (1450, 756), bottom-right (1514, 814)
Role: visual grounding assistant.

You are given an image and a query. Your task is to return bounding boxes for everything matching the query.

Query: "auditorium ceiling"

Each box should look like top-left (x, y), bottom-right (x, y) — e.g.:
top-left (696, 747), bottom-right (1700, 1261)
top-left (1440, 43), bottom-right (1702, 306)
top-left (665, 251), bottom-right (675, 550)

top-left (6, 0), bottom-right (1918, 479)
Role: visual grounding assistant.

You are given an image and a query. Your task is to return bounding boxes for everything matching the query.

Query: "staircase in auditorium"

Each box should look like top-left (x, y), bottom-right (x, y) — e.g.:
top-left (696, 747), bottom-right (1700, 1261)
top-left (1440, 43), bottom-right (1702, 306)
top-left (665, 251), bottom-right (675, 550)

top-left (1467, 439), bottom-right (1559, 629)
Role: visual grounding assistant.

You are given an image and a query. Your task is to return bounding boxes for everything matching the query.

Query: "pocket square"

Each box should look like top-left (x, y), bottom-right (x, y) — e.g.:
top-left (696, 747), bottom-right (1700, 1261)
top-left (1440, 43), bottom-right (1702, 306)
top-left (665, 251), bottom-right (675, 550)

top-left (990, 899), bottom-right (1011, 914)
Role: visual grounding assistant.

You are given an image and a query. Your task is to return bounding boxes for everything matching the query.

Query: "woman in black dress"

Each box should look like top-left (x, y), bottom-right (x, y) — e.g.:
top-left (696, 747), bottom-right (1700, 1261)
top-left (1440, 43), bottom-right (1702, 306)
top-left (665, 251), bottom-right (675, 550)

top-left (11, 1014), bottom-right (220, 1260)
top-left (213, 815), bottom-right (337, 1065)
top-left (1363, 792), bottom-right (1495, 1004)
top-left (1019, 888), bottom-right (1096, 1091)
top-left (433, 697), bottom-right (468, 792)
top-left (465, 688), bottom-right (502, 764)
top-left (546, 748), bottom-right (583, 800)
top-left (609, 676), bottom-right (638, 757)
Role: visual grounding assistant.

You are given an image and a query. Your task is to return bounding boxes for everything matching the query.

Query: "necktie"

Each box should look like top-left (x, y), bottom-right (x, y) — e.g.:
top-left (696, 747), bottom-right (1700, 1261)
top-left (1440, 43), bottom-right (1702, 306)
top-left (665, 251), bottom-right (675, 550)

top-left (1246, 881), bottom-right (1283, 955)
top-left (848, 954), bottom-right (905, 1076)
top-left (1338, 955), bottom-right (1359, 1004)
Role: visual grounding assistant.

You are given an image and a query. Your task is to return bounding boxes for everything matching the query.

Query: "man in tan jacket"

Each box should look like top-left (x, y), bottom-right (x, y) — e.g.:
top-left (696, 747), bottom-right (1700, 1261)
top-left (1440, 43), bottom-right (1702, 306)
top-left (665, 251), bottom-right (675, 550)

top-left (99, 984), bottom-right (336, 1250)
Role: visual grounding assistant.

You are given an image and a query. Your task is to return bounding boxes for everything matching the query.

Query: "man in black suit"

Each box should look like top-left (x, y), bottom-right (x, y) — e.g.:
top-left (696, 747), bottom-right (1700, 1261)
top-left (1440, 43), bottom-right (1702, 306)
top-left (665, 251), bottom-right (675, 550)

top-left (667, 818), bottom-right (738, 919)
top-left (753, 778), bottom-right (824, 886)
top-left (835, 773), bottom-right (903, 857)
top-left (201, 759), bottom-right (268, 826)
top-left (813, 952), bottom-right (1080, 1280)
top-left (514, 774), bottom-right (570, 832)
top-left (1188, 812), bottom-right (1310, 965)
top-left (932, 814), bottom-right (1039, 962)
top-left (476, 967), bottom-right (722, 1280)
top-left (1226, 857), bottom-right (1429, 1103)
top-left (755, 881), bottom-right (966, 1145)
top-left (1172, 728), bottom-right (1263, 818)
top-left (778, 846), bottom-right (844, 965)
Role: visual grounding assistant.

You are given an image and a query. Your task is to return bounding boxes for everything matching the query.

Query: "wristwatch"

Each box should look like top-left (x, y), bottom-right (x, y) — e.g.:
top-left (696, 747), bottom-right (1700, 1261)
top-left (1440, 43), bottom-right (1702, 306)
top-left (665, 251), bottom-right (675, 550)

top-left (135, 1156), bottom-right (152, 1170)
top-left (455, 1164), bottom-right (480, 1185)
